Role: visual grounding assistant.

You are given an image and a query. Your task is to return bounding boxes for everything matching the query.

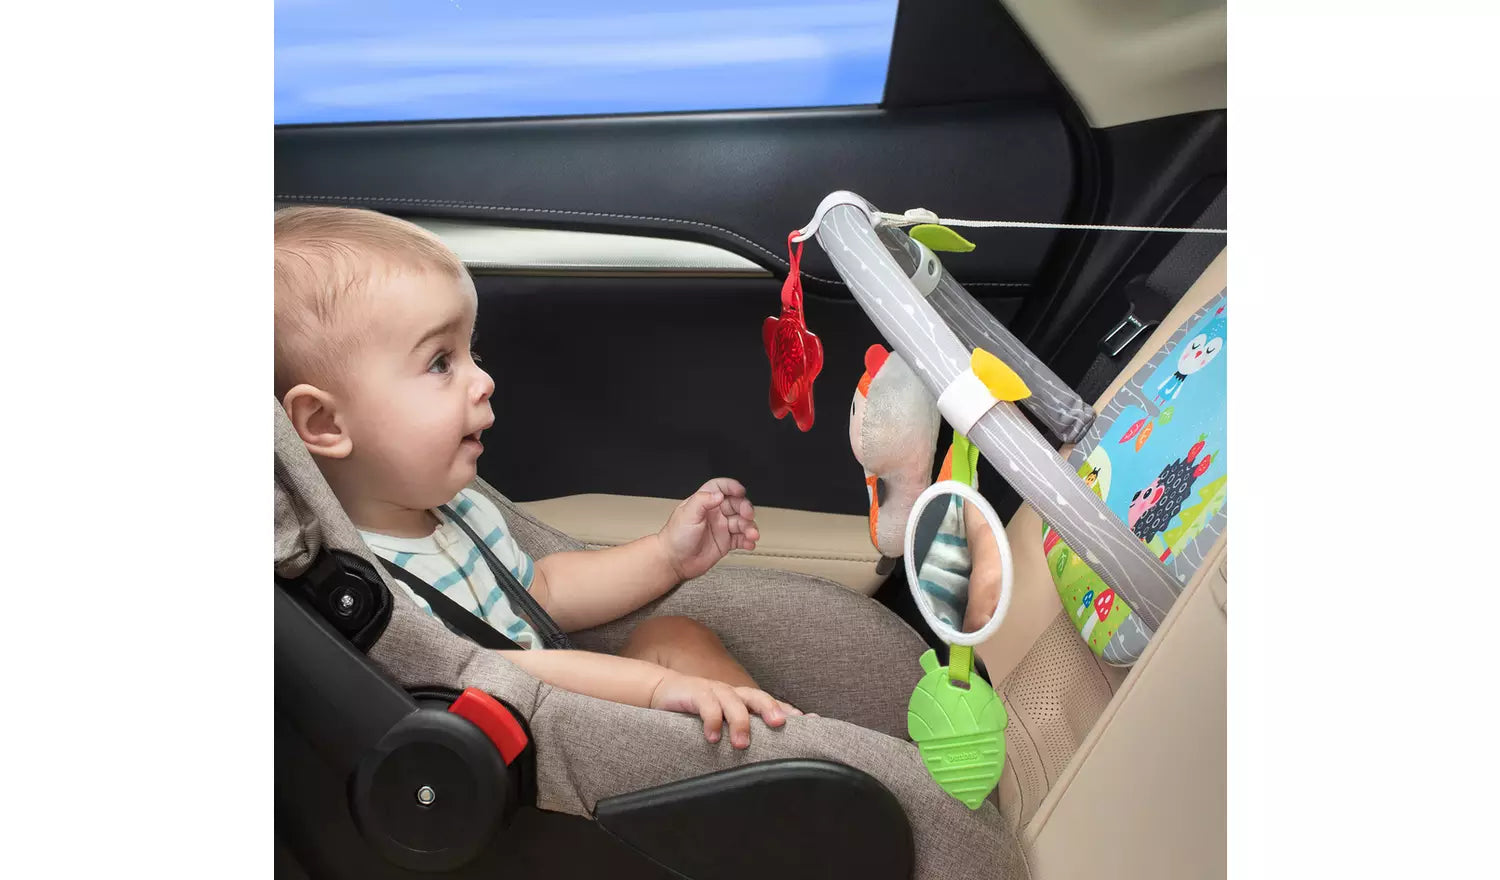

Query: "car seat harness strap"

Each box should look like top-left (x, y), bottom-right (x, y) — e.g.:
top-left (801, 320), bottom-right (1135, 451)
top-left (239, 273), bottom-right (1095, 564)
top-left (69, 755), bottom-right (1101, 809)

top-left (436, 503), bottom-right (575, 650)
top-left (377, 557), bottom-right (523, 651)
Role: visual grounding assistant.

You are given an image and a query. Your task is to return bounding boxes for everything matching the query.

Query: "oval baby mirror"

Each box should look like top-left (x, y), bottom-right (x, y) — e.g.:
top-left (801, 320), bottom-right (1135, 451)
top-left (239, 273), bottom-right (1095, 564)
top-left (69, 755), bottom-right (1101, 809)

top-left (903, 480), bottom-right (1013, 648)
top-left (903, 479), bottom-right (1014, 810)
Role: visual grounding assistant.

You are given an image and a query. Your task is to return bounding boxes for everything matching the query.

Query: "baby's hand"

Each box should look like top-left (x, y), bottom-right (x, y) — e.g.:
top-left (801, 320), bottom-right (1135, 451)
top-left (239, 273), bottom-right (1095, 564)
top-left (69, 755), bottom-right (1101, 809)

top-left (650, 672), bottom-right (801, 749)
top-left (657, 477), bottom-right (760, 582)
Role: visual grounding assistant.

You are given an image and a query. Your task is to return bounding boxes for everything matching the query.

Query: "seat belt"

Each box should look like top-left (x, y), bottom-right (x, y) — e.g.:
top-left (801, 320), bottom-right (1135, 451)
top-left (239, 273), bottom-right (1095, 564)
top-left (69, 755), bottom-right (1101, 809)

top-left (377, 558), bottom-right (523, 651)
top-left (1077, 189), bottom-right (1226, 405)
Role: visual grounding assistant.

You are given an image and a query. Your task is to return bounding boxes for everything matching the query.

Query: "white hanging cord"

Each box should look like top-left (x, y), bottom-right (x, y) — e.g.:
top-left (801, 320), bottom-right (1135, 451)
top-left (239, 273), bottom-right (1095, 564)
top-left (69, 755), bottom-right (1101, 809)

top-left (875, 207), bottom-right (1226, 235)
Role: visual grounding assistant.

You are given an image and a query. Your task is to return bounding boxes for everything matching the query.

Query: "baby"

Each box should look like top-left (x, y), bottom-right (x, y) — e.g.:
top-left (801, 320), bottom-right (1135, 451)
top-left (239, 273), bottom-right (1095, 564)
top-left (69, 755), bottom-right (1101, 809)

top-left (275, 206), bottom-right (800, 748)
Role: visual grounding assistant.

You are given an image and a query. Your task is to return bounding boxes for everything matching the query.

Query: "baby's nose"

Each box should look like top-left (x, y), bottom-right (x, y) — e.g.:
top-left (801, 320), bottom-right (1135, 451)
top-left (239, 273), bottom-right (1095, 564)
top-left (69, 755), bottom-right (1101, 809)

top-left (474, 367), bottom-right (495, 402)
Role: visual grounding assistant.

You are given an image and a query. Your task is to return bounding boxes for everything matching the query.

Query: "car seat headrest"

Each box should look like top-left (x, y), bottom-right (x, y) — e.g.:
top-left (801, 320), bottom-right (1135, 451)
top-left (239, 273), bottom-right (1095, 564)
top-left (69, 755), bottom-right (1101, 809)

top-left (276, 398), bottom-right (407, 648)
top-left (276, 398), bottom-right (533, 674)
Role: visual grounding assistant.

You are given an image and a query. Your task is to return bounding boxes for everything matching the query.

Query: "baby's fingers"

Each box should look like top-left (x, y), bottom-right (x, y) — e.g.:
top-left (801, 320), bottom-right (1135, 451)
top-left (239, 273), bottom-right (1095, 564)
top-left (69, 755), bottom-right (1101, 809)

top-left (963, 608), bottom-right (993, 634)
top-left (727, 518), bottom-right (760, 552)
top-left (716, 685), bottom-right (753, 749)
top-left (695, 689), bottom-right (724, 744)
top-left (730, 495), bottom-right (755, 521)
top-left (734, 687), bottom-right (788, 728)
top-left (725, 515), bottom-right (759, 537)
top-left (700, 477), bottom-right (747, 501)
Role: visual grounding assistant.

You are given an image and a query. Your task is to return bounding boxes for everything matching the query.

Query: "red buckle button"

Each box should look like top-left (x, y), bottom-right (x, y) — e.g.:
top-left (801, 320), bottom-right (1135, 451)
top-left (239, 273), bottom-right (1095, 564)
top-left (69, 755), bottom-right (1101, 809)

top-left (448, 688), bottom-right (528, 765)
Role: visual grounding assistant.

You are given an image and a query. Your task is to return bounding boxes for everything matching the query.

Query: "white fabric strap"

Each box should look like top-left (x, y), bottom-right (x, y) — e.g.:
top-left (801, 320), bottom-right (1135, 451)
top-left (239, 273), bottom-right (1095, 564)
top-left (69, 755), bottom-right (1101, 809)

top-left (876, 207), bottom-right (1227, 235)
top-left (936, 370), bottom-right (998, 435)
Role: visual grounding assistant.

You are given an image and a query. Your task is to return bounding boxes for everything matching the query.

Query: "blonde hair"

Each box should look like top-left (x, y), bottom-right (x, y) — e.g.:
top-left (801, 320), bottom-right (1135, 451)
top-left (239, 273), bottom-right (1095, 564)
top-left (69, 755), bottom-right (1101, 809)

top-left (274, 206), bottom-right (467, 396)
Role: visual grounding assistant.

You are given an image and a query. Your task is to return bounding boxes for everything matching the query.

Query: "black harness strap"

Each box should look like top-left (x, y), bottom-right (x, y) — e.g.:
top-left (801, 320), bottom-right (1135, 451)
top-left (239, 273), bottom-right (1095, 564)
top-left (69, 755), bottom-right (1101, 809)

top-left (436, 504), bottom-right (574, 650)
top-left (377, 557), bottom-right (522, 651)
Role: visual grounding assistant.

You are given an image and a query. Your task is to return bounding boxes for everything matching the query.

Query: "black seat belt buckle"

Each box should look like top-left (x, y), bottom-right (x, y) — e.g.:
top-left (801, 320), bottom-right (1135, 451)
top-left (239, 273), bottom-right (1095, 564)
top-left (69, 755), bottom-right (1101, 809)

top-left (1100, 313), bottom-right (1154, 357)
top-left (1099, 280), bottom-right (1171, 358)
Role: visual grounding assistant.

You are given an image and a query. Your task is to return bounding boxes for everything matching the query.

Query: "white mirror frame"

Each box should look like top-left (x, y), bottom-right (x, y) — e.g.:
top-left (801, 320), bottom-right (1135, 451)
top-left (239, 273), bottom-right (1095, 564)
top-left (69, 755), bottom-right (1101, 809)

top-left (904, 480), bottom-right (1015, 647)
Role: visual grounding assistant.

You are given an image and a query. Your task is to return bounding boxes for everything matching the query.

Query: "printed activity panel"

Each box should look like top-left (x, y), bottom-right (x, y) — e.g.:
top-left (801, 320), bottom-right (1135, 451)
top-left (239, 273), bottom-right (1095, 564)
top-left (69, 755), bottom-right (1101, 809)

top-left (1044, 293), bottom-right (1227, 664)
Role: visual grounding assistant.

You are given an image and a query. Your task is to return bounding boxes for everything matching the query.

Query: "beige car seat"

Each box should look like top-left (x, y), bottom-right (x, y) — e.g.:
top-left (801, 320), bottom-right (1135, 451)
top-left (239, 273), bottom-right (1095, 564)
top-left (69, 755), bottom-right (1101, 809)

top-left (979, 251), bottom-right (1227, 876)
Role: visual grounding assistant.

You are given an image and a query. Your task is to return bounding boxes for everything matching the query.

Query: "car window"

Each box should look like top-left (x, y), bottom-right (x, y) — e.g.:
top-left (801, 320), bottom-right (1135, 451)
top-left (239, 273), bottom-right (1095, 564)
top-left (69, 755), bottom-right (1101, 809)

top-left (275, 0), bottom-right (900, 125)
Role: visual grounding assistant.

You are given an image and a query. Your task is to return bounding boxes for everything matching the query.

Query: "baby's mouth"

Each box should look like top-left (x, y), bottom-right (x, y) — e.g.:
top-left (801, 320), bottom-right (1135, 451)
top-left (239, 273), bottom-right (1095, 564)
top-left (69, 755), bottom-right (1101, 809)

top-left (463, 417), bottom-right (494, 449)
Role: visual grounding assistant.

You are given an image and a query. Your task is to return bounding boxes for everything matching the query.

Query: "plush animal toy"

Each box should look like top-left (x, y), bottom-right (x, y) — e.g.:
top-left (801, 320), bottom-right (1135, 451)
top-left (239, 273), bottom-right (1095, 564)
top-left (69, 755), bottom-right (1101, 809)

top-left (849, 344), bottom-right (942, 558)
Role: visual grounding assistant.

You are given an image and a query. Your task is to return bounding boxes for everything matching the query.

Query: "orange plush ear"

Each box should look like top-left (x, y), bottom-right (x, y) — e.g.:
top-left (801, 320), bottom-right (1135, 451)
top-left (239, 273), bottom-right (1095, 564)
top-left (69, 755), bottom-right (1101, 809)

top-left (857, 345), bottom-right (890, 397)
top-left (937, 445), bottom-right (955, 482)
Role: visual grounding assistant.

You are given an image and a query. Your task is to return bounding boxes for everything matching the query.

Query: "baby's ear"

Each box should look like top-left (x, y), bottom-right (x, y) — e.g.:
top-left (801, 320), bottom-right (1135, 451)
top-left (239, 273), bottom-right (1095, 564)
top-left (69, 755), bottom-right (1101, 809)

top-left (282, 384), bottom-right (352, 459)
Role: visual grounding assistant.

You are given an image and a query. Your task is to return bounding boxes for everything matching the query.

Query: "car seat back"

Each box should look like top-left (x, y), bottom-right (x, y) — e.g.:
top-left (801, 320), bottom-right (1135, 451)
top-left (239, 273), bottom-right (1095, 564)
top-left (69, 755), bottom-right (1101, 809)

top-left (987, 252), bottom-right (1227, 829)
top-left (1042, 289), bottom-right (1227, 663)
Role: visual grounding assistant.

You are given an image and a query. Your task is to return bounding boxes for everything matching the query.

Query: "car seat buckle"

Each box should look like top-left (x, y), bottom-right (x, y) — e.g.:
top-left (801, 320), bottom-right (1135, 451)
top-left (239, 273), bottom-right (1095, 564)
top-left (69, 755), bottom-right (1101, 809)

top-left (448, 688), bottom-right (529, 765)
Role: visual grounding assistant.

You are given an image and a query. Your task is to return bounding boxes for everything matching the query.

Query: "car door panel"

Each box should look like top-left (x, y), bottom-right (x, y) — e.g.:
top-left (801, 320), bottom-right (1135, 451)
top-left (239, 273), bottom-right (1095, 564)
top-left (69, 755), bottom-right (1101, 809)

top-left (466, 271), bottom-right (1023, 515)
top-left (274, 104), bottom-right (1074, 289)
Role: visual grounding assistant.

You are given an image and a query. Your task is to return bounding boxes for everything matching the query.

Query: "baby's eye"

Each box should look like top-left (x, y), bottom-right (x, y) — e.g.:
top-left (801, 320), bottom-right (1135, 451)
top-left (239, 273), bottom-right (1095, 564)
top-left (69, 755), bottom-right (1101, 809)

top-left (428, 352), bottom-right (452, 374)
top-left (470, 349), bottom-right (483, 365)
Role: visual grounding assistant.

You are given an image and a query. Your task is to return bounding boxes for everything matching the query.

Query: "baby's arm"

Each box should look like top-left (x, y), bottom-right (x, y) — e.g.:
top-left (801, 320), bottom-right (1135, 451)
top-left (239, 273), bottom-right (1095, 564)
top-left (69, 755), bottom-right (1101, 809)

top-left (529, 478), bottom-right (758, 632)
top-left (499, 648), bottom-right (792, 748)
top-left (961, 500), bottom-right (1003, 634)
top-left (527, 536), bottom-right (679, 632)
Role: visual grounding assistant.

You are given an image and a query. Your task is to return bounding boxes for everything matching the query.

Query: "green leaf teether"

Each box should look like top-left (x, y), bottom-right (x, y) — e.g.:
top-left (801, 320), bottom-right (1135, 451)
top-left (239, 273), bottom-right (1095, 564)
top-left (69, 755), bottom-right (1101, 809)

top-left (906, 649), bottom-right (1008, 809)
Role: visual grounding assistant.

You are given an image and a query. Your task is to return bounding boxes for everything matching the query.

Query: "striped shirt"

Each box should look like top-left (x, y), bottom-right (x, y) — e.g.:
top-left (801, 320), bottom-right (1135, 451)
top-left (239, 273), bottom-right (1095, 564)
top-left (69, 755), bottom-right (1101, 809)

top-left (360, 489), bottom-right (543, 649)
top-left (915, 495), bottom-right (972, 630)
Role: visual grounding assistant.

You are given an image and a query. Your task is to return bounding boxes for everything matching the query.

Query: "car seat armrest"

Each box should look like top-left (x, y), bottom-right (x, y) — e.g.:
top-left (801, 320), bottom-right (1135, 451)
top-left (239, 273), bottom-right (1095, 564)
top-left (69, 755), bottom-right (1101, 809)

top-left (595, 759), bottom-right (914, 880)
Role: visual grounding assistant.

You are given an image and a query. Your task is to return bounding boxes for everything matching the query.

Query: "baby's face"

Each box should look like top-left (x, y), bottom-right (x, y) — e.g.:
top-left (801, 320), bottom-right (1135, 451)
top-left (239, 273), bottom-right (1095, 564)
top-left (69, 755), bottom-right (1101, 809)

top-left (337, 270), bottom-right (495, 511)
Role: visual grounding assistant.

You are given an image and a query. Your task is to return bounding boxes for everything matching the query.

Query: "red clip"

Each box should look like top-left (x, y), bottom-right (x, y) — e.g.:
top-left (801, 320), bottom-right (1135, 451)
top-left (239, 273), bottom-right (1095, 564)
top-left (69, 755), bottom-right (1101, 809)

top-left (448, 688), bottom-right (528, 765)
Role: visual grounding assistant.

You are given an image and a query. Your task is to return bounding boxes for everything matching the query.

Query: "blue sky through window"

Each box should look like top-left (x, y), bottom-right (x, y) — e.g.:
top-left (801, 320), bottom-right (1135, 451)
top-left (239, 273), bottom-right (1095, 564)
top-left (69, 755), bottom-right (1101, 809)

top-left (275, 0), bottom-right (899, 124)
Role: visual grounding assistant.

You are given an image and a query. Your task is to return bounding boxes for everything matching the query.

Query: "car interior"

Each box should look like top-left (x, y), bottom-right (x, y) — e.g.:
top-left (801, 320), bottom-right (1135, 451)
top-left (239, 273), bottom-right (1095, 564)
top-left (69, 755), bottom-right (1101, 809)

top-left (274, 1), bottom-right (1227, 877)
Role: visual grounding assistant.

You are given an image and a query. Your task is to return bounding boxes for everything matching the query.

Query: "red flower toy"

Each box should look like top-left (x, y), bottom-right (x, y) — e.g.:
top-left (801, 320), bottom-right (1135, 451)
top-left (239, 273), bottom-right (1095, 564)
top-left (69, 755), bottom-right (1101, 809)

top-left (763, 233), bottom-right (824, 431)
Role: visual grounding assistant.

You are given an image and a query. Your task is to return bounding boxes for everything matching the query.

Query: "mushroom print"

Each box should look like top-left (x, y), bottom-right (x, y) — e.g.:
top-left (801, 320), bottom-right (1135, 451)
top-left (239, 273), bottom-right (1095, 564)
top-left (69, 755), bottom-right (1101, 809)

top-left (1080, 588), bottom-right (1116, 642)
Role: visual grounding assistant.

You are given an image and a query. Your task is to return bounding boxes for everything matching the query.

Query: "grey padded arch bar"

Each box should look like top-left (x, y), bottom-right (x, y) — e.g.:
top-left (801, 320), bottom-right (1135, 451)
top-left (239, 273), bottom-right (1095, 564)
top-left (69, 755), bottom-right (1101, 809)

top-left (874, 231), bottom-right (1096, 444)
top-left (816, 198), bottom-right (1181, 632)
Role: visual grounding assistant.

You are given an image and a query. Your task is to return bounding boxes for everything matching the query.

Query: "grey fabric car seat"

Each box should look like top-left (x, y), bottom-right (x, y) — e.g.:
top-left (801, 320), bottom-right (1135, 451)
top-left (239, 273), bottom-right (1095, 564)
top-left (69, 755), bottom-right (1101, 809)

top-left (274, 401), bottom-right (1026, 880)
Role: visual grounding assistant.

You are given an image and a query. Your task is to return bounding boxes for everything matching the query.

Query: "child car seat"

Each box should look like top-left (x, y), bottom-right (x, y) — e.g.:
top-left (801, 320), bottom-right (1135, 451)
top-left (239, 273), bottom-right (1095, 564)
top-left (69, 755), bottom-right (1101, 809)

top-left (273, 402), bottom-right (1027, 879)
